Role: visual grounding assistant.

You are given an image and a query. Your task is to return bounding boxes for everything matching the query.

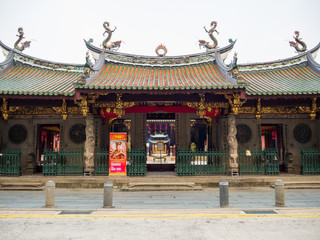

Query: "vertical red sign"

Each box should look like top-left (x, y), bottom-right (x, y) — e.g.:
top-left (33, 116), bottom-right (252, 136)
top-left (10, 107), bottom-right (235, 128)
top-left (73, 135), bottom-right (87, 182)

top-left (109, 133), bottom-right (127, 176)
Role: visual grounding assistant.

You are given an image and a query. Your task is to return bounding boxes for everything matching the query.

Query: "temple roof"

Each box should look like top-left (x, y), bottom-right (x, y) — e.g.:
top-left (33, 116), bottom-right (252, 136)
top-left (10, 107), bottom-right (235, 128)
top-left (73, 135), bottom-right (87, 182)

top-left (0, 64), bottom-right (81, 96)
top-left (0, 41), bottom-right (83, 97)
top-left (1, 38), bottom-right (320, 99)
top-left (79, 40), bottom-right (240, 93)
top-left (78, 61), bottom-right (240, 92)
top-left (239, 43), bottom-right (320, 97)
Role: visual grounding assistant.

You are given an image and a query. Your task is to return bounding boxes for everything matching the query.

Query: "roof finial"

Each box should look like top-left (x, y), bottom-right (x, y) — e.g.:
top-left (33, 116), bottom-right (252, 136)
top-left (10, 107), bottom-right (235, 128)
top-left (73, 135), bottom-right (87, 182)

top-left (155, 44), bottom-right (168, 57)
top-left (102, 21), bottom-right (121, 51)
top-left (199, 21), bottom-right (219, 50)
top-left (289, 31), bottom-right (307, 53)
top-left (14, 27), bottom-right (31, 52)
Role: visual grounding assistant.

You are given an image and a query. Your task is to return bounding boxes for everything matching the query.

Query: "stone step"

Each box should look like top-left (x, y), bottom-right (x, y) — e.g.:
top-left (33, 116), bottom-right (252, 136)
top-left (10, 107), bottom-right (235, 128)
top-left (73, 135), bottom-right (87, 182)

top-left (270, 181), bottom-right (320, 189)
top-left (0, 182), bottom-right (45, 191)
top-left (121, 182), bottom-right (202, 191)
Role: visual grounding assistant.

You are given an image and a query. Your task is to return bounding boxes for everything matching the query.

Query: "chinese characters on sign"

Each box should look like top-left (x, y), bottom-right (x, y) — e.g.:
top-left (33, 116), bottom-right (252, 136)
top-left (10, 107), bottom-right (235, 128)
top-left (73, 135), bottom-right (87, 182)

top-left (109, 133), bottom-right (127, 176)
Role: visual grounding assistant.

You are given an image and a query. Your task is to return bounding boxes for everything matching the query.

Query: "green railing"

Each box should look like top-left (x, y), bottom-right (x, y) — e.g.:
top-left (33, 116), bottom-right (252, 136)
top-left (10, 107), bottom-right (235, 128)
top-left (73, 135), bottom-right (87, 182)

top-left (301, 148), bottom-right (320, 175)
top-left (43, 148), bottom-right (84, 176)
top-left (239, 148), bottom-right (279, 175)
top-left (95, 148), bottom-right (109, 176)
top-left (127, 149), bottom-right (146, 176)
top-left (0, 148), bottom-right (21, 176)
top-left (176, 149), bottom-right (228, 176)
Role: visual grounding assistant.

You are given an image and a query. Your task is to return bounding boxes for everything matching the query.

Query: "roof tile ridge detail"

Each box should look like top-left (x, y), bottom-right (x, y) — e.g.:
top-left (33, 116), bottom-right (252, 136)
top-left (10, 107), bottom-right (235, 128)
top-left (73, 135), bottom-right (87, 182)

top-left (215, 52), bottom-right (238, 85)
top-left (307, 51), bottom-right (320, 75)
top-left (0, 41), bottom-right (84, 73)
top-left (239, 42), bottom-right (320, 72)
top-left (85, 52), bottom-right (106, 85)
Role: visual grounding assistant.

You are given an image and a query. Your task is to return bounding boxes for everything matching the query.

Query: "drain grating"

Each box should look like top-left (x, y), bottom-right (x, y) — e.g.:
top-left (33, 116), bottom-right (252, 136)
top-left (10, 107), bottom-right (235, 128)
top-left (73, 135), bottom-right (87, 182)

top-left (244, 210), bottom-right (277, 214)
top-left (59, 211), bottom-right (93, 215)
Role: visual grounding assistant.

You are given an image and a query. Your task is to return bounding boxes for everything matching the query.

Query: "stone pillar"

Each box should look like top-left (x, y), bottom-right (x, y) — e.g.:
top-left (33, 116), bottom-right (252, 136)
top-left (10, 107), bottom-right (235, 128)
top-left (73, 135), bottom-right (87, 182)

top-left (227, 114), bottom-right (239, 175)
top-left (103, 181), bottom-right (114, 208)
top-left (275, 180), bottom-right (285, 207)
top-left (45, 180), bottom-right (55, 208)
top-left (219, 180), bottom-right (229, 208)
top-left (84, 114), bottom-right (95, 175)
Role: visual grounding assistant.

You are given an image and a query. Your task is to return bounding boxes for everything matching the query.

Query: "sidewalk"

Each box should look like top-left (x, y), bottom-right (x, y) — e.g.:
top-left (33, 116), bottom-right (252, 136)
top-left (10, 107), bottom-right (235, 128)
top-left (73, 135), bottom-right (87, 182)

top-left (1, 188), bottom-right (320, 210)
top-left (1, 174), bottom-right (320, 188)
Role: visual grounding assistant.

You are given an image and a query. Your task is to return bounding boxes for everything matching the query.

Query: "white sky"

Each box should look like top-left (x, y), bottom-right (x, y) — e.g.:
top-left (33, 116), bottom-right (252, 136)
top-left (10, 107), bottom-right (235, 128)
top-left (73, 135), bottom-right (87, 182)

top-left (0, 0), bottom-right (320, 65)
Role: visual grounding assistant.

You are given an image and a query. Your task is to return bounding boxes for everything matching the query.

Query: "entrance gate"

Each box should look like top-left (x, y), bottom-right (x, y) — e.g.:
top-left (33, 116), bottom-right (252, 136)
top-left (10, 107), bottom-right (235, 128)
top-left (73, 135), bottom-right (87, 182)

top-left (146, 113), bottom-right (176, 172)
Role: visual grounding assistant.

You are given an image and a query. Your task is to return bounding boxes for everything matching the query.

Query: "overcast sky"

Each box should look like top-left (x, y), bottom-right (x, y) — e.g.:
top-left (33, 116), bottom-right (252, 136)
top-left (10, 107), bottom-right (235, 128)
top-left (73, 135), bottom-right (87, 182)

top-left (1, 0), bottom-right (320, 65)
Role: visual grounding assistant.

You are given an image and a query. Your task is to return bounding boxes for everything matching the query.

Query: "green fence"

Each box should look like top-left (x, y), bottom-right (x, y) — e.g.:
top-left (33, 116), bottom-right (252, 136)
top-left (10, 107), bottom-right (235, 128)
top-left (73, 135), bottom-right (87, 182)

top-left (43, 148), bottom-right (84, 176)
top-left (95, 148), bottom-right (109, 176)
top-left (127, 149), bottom-right (146, 176)
top-left (176, 149), bottom-right (228, 176)
top-left (0, 148), bottom-right (21, 176)
top-left (301, 148), bottom-right (320, 175)
top-left (239, 148), bottom-right (279, 175)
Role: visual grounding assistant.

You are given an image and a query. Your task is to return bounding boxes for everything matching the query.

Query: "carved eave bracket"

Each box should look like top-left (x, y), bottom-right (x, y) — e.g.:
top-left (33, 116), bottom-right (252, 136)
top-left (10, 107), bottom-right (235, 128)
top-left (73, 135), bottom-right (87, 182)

top-left (93, 93), bottom-right (134, 118)
top-left (309, 97), bottom-right (317, 120)
top-left (187, 94), bottom-right (206, 118)
top-left (255, 98), bottom-right (262, 120)
top-left (187, 94), bottom-right (228, 118)
top-left (61, 99), bottom-right (68, 120)
top-left (74, 95), bottom-right (90, 116)
top-left (114, 93), bottom-right (134, 118)
top-left (224, 93), bottom-right (246, 115)
top-left (1, 98), bottom-right (9, 120)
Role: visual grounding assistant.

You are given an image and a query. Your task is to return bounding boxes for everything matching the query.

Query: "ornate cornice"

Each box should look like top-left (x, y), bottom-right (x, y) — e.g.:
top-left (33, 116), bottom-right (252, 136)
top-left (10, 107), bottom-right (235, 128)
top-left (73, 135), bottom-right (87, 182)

top-left (238, 97), bottom-right (318, 119)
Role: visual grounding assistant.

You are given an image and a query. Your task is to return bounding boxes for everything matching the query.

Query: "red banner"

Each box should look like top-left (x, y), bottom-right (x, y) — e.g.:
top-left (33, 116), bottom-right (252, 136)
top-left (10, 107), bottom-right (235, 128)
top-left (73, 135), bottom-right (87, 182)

top-left (100, 106), bottom-right (221, 122)
top-left (109, 133), bottom-right (127, 176)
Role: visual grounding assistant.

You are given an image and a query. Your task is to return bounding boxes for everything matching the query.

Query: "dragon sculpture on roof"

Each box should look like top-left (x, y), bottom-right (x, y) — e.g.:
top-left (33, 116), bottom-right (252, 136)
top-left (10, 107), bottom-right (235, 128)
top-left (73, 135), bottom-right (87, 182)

top-left (14, 27), bottom-right (31, 52)
top-left (102, 21), bottom-right (121, 51)
top-left (289, 31), bottom-right (307, 52)
top-left (199, 21), bottom-right (219, 50)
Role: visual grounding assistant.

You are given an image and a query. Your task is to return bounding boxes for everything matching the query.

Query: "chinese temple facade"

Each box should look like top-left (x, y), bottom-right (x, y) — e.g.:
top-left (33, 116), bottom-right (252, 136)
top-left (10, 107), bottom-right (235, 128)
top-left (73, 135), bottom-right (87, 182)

top-left (1, 24), bottom-right (320, 176)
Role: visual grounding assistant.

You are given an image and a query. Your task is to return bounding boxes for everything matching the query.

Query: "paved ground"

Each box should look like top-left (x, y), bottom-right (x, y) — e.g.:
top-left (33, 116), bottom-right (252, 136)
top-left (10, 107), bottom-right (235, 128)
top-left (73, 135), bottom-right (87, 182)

top-left (0, 188), bottom-right (320, 209)
top-left (0, 188), bottom-right (320, 240)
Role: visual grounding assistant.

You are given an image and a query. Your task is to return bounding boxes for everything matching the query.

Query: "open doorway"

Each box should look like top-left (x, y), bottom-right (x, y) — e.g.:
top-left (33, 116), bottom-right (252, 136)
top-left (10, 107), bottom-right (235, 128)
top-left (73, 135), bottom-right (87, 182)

top-left (190, 119), bottom-right (208, 151)
top-left (261, 124), bottom-right (284, 172)
top-left (36, 124), bottom-right (60, 172)
top-left (146, 113), bottom-right (175, 171)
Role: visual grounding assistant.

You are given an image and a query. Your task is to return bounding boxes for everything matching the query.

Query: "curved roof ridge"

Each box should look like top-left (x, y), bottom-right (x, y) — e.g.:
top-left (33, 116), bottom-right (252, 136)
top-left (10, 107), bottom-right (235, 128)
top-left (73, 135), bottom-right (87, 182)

top-left (85, 39), bottom-right (236, 66)
top-left (215, 52), bottom-right (237, 85)
top-left (215, 51), bottom-right (233, 72)
top-left (0, 41), bottom-right (84, 69)
top-left (307, 51), bottom-right (320, 74)
top-left (85, 52), bottom-right (105, 85)
top-left (0, 50), bottom-right (14, 67)
top-left (91, 52), bottom-right (105, 71)
top-left (239, 42), bottom-right (320, 69)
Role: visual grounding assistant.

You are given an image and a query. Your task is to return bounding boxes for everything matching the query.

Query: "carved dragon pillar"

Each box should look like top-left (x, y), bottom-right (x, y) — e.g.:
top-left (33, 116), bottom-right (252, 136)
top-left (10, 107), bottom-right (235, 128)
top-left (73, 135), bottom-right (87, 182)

top-left (84, 114), bottom-right (95, 175)
top-left (227, 114), bottom-right (238, 175)
top-left (77, 95), bottom-right (95, 175)
top-left (225, 93), bottom-right (246, 175)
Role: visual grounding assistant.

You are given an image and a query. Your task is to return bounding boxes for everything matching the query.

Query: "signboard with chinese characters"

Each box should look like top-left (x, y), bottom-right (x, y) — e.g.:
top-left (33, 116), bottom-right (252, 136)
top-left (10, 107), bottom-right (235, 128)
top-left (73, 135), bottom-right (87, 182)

top-left (109, 133), bottom-right (127, 176)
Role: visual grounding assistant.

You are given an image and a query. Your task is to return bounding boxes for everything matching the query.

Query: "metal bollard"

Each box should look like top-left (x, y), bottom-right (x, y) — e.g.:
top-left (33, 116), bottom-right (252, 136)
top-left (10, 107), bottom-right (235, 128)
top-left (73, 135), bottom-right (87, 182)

top-left (45, 180), bottom-right (56, 208)
top-left (275, 180), bottom-right (285, 207)
top-left (219, 180), bottom-right (229, 208)
top-left (103, 181), bottom-right (114, 208)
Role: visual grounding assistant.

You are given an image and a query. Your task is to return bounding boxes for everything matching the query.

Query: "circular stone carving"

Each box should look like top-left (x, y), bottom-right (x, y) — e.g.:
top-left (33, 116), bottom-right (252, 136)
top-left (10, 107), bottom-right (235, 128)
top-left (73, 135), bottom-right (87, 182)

top-left (294, 124), bottom-right (312, 143)
top-left (9, 124), bottom-right (27, 144)
top-left (236, 124), bottom-right (252, 143)
top-left (69, 124), bottom-right (86, 144)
